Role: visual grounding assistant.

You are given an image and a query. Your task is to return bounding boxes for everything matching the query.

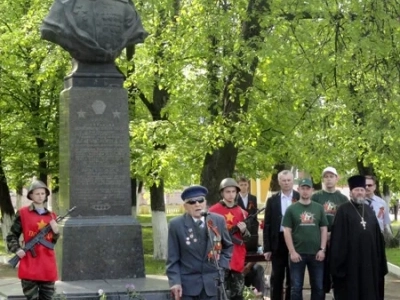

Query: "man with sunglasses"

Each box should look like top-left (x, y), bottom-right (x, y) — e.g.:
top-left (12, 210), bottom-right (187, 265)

top-left (167, 185), bottom-right (233, 300)
top-left (209, 178), bottom-right (250, 300)
top-left (365, 175), bottom-right (392, 236)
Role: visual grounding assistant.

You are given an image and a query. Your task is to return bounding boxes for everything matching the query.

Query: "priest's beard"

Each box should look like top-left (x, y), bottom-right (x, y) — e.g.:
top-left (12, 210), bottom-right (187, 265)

top-left (352, 197), bottom-right (365, 204)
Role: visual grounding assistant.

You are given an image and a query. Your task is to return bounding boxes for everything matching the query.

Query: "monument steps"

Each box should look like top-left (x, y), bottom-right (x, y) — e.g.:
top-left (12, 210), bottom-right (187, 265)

top-left (0, 275), bottom-right (171, 300)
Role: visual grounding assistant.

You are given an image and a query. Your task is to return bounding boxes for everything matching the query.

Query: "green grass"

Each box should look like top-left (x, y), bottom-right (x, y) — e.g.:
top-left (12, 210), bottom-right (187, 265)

top-left (386, 248), bottom-right (400, 267)
top-left (136, 214), bottom-right (179, 224)
top-left (0, 232), bottom-right (7, 256)
top-left (391, 220), bottom-right (400, 236)
top-left (142, 227), bottom-right (167, 275)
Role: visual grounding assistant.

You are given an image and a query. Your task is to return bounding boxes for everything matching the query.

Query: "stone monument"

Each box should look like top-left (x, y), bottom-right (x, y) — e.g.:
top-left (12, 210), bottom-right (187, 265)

top-left (40, 0), bottom-right (148, 281)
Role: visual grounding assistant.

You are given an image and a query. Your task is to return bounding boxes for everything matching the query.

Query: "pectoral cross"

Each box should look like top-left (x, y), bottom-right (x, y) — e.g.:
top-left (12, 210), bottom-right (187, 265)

top-left (360, 218), bottom-right (366, 230)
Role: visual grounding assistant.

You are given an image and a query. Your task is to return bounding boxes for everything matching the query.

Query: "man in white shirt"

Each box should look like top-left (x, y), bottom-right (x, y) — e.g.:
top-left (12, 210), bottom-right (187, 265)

top-left (365, 175), bottom-right (392, 236)
top-left (263, 170), bottom-right (300, 300)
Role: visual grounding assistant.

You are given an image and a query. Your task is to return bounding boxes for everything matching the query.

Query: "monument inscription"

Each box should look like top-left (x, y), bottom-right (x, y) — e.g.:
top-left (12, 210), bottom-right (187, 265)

top-left (66, 89), bottom-right (132, 216)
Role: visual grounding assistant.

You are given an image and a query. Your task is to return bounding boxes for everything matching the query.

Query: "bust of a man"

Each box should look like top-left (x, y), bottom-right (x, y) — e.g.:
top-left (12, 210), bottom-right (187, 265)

top-left (40, 0), bottom-right (148, 63)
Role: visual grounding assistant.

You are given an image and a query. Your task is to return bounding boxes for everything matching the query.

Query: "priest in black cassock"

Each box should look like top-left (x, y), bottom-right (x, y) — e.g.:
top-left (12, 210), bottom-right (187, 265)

top-left (329, 175), bottom-right (388, 300)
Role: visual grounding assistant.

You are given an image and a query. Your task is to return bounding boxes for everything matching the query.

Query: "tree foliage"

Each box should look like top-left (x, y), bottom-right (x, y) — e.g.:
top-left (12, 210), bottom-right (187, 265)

top-left (0, 0), bottom-right (69, 192)
top-left (127, 0), bottom-right (400, 201)
top-left (2, 0), bottom-right (400, 208)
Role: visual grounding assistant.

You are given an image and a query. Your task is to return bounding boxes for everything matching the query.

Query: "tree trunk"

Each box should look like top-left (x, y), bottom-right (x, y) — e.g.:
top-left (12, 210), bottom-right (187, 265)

top-left (131, 178), bottom-right (137, 217)
top-left (126, 5), bottom-right (171, 260)
top-left (382, 181), bottom-right (390, 205)
top-left (150, 179), bottom-right (168, 260)
top-left (0, 162), bottom-right (14, 217)
top-left (0, 157), bottom-right (15, 242)
top-left (356, 160), bottom-right (383, 196)
top-left (200, 142), bottom-right (238, 205)
top-left (137, 181), bottom-right (143, 216)
top-left (131, 179), bottom-right (144, 217)
top-left (269, 163), bottom-right (290, 192)
top-left (312, 180), bottom-right (322, 191)
top-left (16, 184), bottom-right (23, 209)
top-left (201, 1), bottom-right (270, 204)
top-left (35, 136), bottom-right (48, 185)
top-left (1, 214), bottom-right (13, 248)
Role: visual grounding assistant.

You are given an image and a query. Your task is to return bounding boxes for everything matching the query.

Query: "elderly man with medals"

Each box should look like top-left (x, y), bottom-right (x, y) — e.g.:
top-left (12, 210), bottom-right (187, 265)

top-left (166, 185), bottom-right (233, 300)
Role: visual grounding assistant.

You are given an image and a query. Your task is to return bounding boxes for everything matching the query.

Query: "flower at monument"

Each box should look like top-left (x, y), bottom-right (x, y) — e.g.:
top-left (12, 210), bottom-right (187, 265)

top-left (98, 289), bottom-right (107, 299)
top-left (126, 283), bottom-right (136, 292)
top-left (125, 283), bottom-right (144, 300)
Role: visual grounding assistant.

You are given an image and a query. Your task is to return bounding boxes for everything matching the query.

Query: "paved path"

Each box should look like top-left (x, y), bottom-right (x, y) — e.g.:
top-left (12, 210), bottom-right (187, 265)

top-left (256, 261), bottom-right (399, 299)
top-left (1, 260), bottom-right (399, 299)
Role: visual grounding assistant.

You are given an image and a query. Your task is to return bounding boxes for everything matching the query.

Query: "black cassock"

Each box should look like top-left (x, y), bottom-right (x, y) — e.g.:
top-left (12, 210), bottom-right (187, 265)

top-left (330, 201), bottom-right (388, 300)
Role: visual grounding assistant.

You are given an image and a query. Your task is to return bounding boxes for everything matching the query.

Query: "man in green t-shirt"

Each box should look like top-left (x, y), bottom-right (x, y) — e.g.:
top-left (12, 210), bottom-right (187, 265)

top-left (311, 167), bottom-right (348, 232)
top-left (283, 178), bottom-right (328, 300)
top-left (311, 166), bottom-right (348, 294)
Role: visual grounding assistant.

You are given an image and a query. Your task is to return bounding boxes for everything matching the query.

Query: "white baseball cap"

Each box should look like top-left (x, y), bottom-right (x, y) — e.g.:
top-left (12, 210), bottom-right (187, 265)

top-left (322, 167), bottom-right (338, 176)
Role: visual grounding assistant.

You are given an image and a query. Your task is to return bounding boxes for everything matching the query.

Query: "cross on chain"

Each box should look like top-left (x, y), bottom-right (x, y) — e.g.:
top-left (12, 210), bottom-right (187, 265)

top-left (360, 218), bottom-right (366, 230)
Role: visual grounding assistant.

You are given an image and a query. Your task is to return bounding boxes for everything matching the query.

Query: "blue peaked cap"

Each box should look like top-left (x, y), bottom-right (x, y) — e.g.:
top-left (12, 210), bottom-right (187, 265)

top-left (181, 185), bottom-right (208, 200)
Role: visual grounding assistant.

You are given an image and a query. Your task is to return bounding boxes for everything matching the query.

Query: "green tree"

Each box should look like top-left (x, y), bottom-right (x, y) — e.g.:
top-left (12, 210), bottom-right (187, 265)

top-left (0, 0), bottom-right (69, 207)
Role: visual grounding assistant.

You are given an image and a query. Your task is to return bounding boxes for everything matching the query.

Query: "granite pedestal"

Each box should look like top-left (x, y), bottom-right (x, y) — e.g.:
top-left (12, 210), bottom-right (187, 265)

top-left (57, 62), bottom-right (145, 281)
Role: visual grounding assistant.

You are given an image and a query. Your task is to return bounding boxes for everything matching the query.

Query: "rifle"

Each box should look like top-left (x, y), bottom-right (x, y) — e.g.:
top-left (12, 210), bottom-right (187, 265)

top-left (230, 206), bottom-right (265, 236)
top-left (8, 206), bottom-right (76, 268)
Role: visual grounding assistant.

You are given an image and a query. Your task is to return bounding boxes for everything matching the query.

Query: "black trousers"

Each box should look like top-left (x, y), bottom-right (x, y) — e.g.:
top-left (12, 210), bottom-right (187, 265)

top-left (270, 233), bottom-right (290, 300)
top-left (244, 263), bottom-right (265, 293)
top-left (323, 244), bottom-right (331, 294)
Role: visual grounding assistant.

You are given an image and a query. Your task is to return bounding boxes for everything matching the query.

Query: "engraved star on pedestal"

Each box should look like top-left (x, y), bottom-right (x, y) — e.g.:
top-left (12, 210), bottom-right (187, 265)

top-left (77, 110), bottom-right (86, 118)
top-left (113, 111), bottom-right (121, 119)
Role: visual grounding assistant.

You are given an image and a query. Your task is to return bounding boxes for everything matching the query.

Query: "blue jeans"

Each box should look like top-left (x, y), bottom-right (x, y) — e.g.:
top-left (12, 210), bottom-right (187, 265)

top-left (289, 254), bottom-right (324, 300)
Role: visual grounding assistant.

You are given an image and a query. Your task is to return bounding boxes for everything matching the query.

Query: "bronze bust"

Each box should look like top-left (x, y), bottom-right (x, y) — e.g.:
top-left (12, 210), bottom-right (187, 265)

top-left (41, 0), bottom-right (148, 63)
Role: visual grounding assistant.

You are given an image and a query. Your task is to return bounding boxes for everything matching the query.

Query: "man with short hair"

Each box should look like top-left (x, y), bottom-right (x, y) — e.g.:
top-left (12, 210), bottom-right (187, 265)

top-left (312, 167), bottom-right (348, 232)
top-left (263, 170), bottom-right (300, 300)
top-left (330, 175), bottom-right (388, 300)
top-left (311, 166), bottom-right (348, 294)
top-left (283, 178), bottom-right (328, 300)
top-left (364, 175), bottom-right (392, 236)
top-left (237, 177), bottom-right (259, 251)
top-left (236, 177), bottom-right (264, 297)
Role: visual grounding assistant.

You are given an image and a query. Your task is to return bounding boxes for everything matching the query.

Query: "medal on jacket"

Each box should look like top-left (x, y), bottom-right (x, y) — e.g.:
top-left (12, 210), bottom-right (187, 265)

top-left (206, 219), bottom-right (222, 261)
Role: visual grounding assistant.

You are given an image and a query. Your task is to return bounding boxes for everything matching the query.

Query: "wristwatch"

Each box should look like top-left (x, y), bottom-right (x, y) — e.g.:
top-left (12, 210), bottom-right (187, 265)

top-left (319, 247), bottom-right (326, 252)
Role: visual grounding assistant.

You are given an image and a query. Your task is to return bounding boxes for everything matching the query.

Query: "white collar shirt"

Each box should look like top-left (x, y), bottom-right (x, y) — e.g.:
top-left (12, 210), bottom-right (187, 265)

top-left (240, 193), bottom-right (249, 208)
top-left (192, 216), bottom-right (205, 228)
top-left (368, 195), bottom-right (390, 232)
top-left (281, 191), bottom-right (293, 232)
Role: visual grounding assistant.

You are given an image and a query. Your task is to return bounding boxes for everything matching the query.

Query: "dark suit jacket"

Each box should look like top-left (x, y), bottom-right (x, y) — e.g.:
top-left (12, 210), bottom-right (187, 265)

top-left (263, 190), bottom-right (300, 253)
top-left (166, 212), bottom-right (233, 296)
top-left (237, 193), bottom-right (258, 215)
top-left (237, 193), bottom-right (259, 237)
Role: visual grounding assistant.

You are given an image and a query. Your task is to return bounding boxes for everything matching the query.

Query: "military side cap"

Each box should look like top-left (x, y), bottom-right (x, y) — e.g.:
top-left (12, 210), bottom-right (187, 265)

top-left (299, 178), bottom-right (313, 187)
top-left (348, 175), bottom-right (366, 190)
top-left (181, 185), bottom-right (208, 200)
